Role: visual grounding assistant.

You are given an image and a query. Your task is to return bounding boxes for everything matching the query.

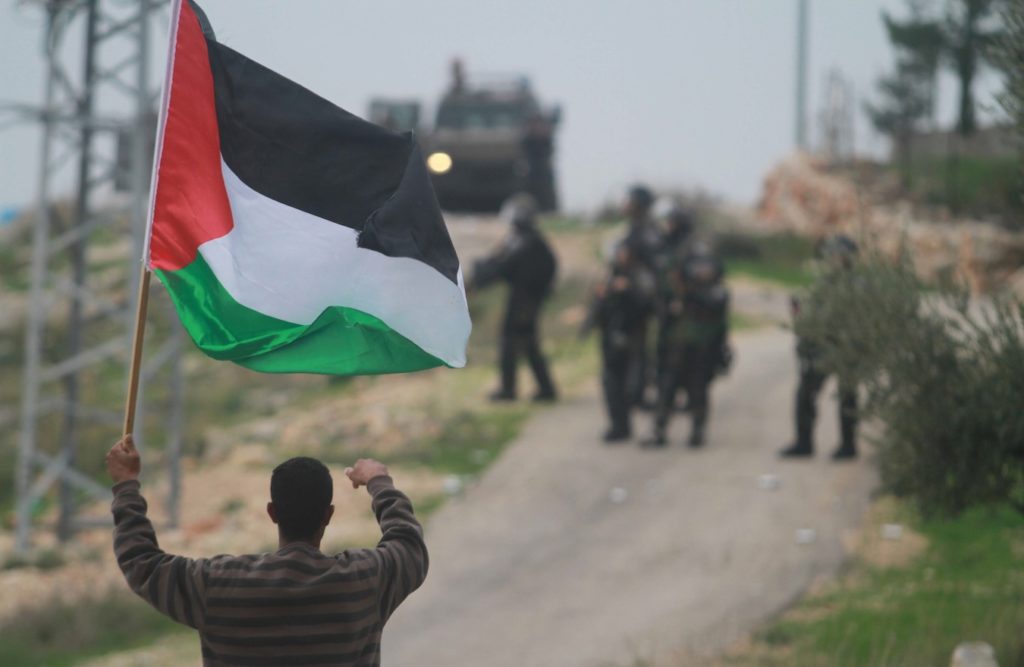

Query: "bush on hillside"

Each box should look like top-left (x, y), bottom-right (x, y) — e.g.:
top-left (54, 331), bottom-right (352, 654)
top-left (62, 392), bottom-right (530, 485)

top-left (796, 252), bottom-right (1024, 515)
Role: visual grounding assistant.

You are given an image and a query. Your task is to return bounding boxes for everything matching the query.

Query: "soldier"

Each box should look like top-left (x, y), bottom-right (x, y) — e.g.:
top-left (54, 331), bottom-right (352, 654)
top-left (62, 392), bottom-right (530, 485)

top-left (653, 203), bottom-right (698, 404)
top-left (780, 235), bottom-right (859, 460)
top-left (470, 193), bottom-right (558, 402)
top-left (619, 185), bottom-right (661, 407)
top-left (653, 203), bottom-right (697, 275)
top-left (521, 112), bottom-right (558, 211)
top-left (620, 184), bottom-right (662, 279)
top-left (583, 243), bottom-right (653, 442)
top-left (643, 245), bottom-right (731, 448)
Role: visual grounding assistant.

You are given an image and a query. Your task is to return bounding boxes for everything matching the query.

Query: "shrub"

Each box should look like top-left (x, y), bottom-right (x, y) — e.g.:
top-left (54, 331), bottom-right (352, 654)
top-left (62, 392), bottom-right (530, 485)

top-left (0, 590), bottom-right (184, 666)
top-left (796, 252), bottom-right (1024, 515)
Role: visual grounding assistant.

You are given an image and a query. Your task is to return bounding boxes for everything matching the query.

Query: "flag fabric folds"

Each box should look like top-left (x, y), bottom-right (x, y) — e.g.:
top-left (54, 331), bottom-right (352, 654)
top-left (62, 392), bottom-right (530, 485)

top-left (146, 0), bottom-right (471, 375)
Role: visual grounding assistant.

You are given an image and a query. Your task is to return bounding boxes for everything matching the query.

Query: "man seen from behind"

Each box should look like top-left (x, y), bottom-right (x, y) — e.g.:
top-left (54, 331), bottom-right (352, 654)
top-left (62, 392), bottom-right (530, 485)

top-left (106, 435), bottom-right (427, 666)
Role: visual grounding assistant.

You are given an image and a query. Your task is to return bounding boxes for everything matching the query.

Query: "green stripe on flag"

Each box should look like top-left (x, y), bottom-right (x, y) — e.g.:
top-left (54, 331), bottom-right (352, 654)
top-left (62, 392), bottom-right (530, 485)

top-left (155, 254), bottom-right (446, 375)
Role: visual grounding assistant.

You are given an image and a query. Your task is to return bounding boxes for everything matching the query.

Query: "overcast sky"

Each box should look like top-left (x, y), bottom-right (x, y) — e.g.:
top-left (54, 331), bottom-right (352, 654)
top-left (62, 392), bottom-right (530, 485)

top-left (0, 0), bottom-right (1006, 213)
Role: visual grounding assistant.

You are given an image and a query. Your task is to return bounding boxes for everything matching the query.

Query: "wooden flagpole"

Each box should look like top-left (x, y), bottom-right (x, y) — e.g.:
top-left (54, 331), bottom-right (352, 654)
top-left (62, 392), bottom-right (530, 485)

top-left (122, 0), bottom-right (183, 437)
top-left (122, 267), bottom-right (152, 435)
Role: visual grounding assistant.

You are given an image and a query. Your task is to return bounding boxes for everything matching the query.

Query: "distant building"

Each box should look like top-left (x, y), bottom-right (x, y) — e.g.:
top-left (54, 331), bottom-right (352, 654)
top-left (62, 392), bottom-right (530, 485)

top-left (902, 124), bottom-right (1018, 161)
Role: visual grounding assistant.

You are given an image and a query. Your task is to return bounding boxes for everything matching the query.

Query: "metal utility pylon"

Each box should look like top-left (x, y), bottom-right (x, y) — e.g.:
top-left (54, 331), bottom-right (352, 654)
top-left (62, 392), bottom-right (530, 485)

top-left (819, 68), bottom-right (855, 162)
top-left (14, 0), bottom-right (183, 552)
top-left (794, 0), bottom-right (810, 151)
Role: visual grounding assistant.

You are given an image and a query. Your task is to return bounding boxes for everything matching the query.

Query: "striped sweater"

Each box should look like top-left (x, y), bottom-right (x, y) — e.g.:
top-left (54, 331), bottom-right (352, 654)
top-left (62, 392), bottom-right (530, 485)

top-left (110, 476), bottom-right (428, 666)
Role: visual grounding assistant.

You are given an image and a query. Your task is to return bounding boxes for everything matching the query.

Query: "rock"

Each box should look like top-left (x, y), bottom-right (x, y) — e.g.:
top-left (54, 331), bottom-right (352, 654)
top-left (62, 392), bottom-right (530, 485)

top-left (758, 153), bottom-right (862, 236)
top-left (442, 475), bottom-right (463, 496)
top-left (795, 528), bottom-right (817, 544)
top-left (951, 642), bottom-right (999, 667)
top-left (881, 523), bottom-right (903, 540)
top-left (1008, 268), bottom-right (1024, 300)
top-left (755, 154), bottom-right (1024, 296)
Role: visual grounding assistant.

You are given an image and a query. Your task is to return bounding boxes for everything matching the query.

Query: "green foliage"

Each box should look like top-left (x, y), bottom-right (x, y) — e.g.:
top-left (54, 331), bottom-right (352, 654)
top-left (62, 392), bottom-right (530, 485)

top-left (875, 0), bottom-right (1006, 138)
top-left (378, 406), bottom-right (529, 478)
top-left (0, 591), bottom-right (187, 667)
top-left (796, 254), bottom-right (1024, 515)
top-left (32, 548), bottom-right (66, 572)
top-left (735, 504), bottom-right (1024, 667)
top-left (944, 0), bottom-right (1006, 135)
top-left (995, 0), bottom-right (1024, 205)
top-left (865, 62), bottom-right (933, 164)
top-left (715, 231), bottom-right (815, 288)
top-left (901, 154), bottom-right (1022, 219)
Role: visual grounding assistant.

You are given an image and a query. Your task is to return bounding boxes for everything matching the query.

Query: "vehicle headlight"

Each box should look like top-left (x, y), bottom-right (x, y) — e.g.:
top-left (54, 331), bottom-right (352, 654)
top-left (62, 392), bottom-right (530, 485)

top-left (427, 152), bottom-right (453, 174)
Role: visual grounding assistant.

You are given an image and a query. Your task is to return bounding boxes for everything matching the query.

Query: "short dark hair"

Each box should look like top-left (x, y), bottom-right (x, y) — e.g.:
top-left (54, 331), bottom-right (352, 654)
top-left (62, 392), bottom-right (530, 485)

top-left (270, 457), bottom-right (333, 540)
top-left (628, 184), bottom-right (654, 210)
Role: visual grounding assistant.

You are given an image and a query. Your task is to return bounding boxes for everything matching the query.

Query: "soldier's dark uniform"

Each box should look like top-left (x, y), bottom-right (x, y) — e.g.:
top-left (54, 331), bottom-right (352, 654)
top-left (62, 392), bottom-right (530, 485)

top-left (619, 185), bottom-right (662, 408)
top-left (585, 244), bottom-right (653, 442)
top-left (471, 196), bottom-right (558, 402)
top-left (645, 248), bottom-right (730, 447)
top-left (652, 205), bottom-right (697, 403)
top-left (780, 235), bottom-right (859, 460)
top-left (653, 205), bottom-right (696, 275)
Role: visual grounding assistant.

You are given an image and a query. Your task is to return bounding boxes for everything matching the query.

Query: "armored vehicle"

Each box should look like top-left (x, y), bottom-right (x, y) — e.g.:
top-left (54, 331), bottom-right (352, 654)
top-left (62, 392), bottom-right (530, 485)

top-left (369, 61), bottom-right (560, 212)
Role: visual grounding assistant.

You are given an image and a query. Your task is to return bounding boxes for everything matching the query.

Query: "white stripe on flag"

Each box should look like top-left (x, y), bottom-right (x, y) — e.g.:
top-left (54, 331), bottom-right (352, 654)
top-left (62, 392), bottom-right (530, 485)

top-left (198, 159), bottom-right (470, 368)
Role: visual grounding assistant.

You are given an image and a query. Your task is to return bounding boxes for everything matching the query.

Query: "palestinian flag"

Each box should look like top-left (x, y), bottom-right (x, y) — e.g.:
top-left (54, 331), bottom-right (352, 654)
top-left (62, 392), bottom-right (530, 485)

top-left (145, 0), bottom-right (470, 375)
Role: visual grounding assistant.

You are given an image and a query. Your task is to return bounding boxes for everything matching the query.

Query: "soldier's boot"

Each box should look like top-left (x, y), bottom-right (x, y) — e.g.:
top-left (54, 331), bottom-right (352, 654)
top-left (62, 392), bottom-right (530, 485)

top-left (831, 447), bottom-right (856, 461)
top-left (782, 385), bottom-right (817, 457)
top-left (527, 340), bottom-right (558, 403)
top-left (779, 428), bottom-right (814, 457)
top-left (779, 440), bottom-right (813, 458)
top-left (492, 334), bottom-right (519, 401)
top-left (603, 426), bottom-right (631, 443)
top-left (832, 400), bottom-right (858, 461)
top-left (688, 409), bottom-right (707, 448)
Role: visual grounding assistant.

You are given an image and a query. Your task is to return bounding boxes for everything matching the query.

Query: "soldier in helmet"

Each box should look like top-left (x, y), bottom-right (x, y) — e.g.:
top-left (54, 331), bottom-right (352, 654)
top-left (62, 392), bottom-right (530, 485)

top-left (780, 234), bottom-right (859, 460)
top-left (582, 242), bottom-right (654, 442)
top-left (652, 203), bottom-right (698, 404)
top-left (619, 185), bottom-right (662, 408)
top-left (620, 185), bottom-right (662, 272)
top-left (654, 203), bottom-right (697, 274)
top-left (643, 244), bottom-right (731, 448)
top-left (470, 193), bottom-right (559, 403)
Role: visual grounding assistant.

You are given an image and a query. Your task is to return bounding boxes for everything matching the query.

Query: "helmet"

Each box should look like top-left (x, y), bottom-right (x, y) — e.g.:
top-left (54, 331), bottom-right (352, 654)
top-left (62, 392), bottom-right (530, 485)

top-left (663, 203), bottom-right (695, 238)
top-left (819, 234), bottom-right (858, 268)
top-left (626, 184), bottom-right (654, 211)
top-left (501, 192), bottom-right (539, 229)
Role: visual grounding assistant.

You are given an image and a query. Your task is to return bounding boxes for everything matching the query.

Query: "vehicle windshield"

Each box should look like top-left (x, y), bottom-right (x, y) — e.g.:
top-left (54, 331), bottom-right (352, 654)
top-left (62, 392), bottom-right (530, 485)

top-left (436, 101), bottom-right (531, 130)
top-left (369, 102), bottom-right (419, 132)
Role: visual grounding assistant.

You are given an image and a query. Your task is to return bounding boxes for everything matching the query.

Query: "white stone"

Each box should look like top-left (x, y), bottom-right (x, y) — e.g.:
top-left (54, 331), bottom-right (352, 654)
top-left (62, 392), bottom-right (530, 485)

top-left (609, 487), bottom-right (628, 504)
top-left (951, 641), bottom-right (998, 667)
top-left (795, 528), bottom-right (817, 544)
top-left (442, 475), bottom-right (463, 496)
top-left (881, 523), bottom-right (903, 540)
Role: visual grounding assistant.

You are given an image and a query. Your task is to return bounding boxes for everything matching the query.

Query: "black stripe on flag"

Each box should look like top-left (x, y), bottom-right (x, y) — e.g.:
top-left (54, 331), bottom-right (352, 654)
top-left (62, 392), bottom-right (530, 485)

top-left (200, 20), bottom-right (459, 284)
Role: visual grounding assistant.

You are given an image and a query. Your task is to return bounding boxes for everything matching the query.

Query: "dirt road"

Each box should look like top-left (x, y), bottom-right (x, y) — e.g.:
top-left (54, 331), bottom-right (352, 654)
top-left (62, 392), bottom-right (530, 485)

top-left (384, 326), bottom-right (876, 666)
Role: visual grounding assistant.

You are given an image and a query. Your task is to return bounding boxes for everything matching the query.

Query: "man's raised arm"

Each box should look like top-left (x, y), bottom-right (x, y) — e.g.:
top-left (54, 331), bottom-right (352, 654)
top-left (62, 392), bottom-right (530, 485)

top-left (107, 435), bottom-right (208, 629)
top-left (346, 459), bottom-right (429, 621)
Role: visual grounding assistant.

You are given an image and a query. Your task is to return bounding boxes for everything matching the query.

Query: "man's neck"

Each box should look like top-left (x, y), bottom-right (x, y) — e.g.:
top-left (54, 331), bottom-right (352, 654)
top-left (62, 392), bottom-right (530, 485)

top-left (278, 536), bottom-right (321, 551)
